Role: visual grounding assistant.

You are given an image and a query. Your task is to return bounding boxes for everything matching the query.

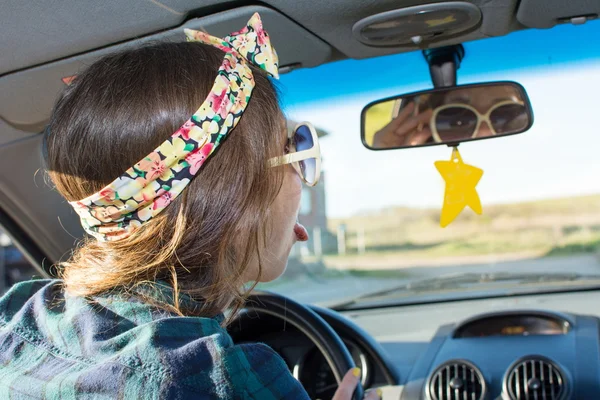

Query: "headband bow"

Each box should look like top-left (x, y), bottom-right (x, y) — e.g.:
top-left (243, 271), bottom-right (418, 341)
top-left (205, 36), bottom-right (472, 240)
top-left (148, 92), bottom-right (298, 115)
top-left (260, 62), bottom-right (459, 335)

top-left (69, 13), bottom-right (279, 241)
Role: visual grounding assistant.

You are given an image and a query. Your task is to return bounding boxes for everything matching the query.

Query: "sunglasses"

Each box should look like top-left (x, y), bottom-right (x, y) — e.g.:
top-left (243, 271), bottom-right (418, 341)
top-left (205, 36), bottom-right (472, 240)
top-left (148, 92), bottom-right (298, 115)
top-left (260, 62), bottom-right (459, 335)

top-left (269, 122), bottom-right (321, 186)
top-left (431, 100), bottom-right (528, 143)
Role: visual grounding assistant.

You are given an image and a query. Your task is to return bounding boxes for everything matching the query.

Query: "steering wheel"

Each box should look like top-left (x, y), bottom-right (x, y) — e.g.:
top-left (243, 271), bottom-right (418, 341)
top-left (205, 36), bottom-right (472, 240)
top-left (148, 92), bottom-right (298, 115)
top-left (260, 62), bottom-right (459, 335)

top-left (240, 291), bottom-right (365, 400)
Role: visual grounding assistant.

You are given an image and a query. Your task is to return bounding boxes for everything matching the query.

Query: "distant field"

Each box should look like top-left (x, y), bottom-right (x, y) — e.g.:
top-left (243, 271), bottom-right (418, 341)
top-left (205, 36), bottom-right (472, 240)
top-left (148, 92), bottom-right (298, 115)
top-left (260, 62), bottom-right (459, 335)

top-left (323, 194), bottom-right (600, 267)
top-left (258, 195), bottom-right (600, 292)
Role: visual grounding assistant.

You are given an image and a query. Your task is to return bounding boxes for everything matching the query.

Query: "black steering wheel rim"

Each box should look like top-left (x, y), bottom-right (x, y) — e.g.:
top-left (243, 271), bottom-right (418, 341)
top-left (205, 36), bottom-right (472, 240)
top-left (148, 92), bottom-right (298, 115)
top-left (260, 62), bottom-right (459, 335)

top-left (241, 291), bottom-right (365, 400)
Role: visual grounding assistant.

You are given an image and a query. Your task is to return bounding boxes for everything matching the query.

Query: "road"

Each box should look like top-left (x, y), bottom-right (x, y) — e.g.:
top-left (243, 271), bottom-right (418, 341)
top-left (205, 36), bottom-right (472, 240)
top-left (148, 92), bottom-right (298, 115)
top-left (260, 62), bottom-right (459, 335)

top-left (263, 254), bottom-right (600, 305)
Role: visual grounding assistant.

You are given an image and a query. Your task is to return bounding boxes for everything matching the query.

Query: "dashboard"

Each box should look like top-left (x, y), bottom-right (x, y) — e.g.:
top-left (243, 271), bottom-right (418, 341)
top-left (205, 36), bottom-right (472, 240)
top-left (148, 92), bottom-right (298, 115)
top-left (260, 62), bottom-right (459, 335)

top-left (453, 313), bottom-right (570, 338)
top-left (230, 290), bottom-right (600, 399)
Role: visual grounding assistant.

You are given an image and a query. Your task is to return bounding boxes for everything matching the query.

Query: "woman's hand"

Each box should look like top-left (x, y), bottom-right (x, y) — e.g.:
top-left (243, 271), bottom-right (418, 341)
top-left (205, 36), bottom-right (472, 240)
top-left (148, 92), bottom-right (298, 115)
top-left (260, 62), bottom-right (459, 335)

top-left (372, 101), bottom-right (433, 148)
top-left (332, 368), bottom-right (382, 400)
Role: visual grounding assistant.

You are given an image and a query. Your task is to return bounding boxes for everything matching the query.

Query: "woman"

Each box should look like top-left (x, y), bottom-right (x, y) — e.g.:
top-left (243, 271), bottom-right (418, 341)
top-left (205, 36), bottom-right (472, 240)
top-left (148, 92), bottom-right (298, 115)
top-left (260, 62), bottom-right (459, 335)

top-left (0, 14), bottom-right (380, 400)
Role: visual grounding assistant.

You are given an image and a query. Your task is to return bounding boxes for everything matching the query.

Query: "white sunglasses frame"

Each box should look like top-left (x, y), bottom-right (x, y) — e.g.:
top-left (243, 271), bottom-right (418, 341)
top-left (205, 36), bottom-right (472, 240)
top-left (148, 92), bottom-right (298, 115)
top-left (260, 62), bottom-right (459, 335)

top-left (269, 121), bottom-right (321, 187)
top-left (430, 100), bottom-right (526, 143)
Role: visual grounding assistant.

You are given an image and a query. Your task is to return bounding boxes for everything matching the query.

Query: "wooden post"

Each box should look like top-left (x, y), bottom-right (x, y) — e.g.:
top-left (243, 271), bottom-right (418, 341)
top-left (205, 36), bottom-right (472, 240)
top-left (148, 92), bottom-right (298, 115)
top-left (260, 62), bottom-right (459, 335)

top-left (358, 227), bottom-right (366, 255)
top-left (337, 224), bottom-right (346, 256)
top-left (313, 226), bottom-right (322, 257)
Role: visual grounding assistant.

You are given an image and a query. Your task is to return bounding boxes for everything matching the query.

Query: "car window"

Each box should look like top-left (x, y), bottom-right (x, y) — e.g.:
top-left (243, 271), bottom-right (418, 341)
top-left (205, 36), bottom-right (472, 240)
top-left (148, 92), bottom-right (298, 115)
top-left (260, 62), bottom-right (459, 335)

top-left (257, 19), bottom-right (600, 306)
top-left (0, 227), bottom-right (39, 295)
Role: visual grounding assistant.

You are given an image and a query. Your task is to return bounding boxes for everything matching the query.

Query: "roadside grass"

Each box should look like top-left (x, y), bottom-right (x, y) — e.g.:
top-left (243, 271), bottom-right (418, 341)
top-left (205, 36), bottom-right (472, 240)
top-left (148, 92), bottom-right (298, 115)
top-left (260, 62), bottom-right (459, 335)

top-left (546, 238), bottom-right (600, 256)
top-left (257, 194), bottom-right (600, 292)
top-left (323, 194), bottom-right (600, 263)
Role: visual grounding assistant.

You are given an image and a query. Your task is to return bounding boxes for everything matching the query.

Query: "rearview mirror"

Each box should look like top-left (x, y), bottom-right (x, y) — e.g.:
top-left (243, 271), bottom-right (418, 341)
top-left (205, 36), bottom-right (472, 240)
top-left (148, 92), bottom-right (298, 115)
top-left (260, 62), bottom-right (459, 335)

top-left (361, 82), bottom-right (533, 150)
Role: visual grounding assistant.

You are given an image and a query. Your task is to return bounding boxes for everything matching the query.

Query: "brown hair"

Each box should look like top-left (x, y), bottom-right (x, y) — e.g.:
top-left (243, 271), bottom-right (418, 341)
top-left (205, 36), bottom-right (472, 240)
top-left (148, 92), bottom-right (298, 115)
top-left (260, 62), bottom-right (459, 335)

top-left (45, 41), bottom-right (285, 319)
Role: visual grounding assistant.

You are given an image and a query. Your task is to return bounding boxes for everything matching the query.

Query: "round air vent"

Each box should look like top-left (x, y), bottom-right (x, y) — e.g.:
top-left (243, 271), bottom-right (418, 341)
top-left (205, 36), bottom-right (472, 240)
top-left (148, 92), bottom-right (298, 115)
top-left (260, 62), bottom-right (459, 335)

top-left (427, 359), bottom-right (486, 400)
top-left (503, 356), bottom-right (567, 400)
top-left (352, 1), bottom-right (481, 47)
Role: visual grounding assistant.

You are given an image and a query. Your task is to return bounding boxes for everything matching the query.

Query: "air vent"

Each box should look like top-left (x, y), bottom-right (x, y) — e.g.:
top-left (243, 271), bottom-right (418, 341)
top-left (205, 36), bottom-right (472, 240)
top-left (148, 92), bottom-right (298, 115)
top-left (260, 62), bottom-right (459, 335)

top-left (427, 360), bottom-right (486, 400)
top-left (503, 356), bottom-right (567, 400)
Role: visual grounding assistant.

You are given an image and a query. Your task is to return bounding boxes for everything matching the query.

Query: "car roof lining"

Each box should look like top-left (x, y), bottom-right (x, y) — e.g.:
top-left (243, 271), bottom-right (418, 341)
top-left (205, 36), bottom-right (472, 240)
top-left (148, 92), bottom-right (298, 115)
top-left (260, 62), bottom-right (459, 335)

top-left (5, 0), bottom-right (597, 78)
top-left (0, 5), bottom-right (334, 136)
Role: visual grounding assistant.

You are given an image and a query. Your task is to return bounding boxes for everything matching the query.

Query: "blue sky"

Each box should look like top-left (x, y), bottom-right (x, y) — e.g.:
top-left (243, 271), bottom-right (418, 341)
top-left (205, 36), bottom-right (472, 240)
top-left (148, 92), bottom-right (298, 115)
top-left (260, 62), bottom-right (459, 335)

top-left (280, 19), bottom-right (600, 108)
top-left (278, 20), bottom-right (600, 218)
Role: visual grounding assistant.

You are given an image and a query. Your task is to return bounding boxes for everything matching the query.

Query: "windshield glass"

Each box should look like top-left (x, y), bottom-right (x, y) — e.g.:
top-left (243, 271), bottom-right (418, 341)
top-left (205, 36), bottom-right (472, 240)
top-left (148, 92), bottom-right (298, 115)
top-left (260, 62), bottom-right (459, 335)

top-left (257, 20), bottom-right (600, 307)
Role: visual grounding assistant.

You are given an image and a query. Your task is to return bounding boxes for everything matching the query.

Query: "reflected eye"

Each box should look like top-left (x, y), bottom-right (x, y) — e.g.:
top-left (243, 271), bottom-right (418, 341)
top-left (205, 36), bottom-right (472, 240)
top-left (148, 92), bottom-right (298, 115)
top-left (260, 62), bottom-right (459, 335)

top-left (435, 107), bottom-right (478, 140)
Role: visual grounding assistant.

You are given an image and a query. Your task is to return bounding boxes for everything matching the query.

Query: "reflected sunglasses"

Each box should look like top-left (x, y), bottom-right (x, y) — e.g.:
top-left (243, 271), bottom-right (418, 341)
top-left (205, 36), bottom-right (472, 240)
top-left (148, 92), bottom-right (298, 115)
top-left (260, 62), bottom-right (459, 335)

top-left (431, 100), bottom-right (528, 143)
top-left (269, 122), bottom-right (321, 186)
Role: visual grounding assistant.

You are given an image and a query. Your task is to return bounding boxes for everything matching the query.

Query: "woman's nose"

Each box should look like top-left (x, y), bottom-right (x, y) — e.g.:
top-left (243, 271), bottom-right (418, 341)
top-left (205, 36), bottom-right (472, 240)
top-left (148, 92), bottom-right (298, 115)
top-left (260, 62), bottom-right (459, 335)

top-left (477, 121), bottom-right (494, 138)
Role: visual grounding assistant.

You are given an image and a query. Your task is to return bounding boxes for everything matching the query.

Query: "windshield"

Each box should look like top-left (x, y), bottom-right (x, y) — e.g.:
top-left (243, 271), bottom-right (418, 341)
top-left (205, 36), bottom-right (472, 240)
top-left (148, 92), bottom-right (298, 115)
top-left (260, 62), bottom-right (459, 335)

top-left (257, 20), bottom-right (600, 307)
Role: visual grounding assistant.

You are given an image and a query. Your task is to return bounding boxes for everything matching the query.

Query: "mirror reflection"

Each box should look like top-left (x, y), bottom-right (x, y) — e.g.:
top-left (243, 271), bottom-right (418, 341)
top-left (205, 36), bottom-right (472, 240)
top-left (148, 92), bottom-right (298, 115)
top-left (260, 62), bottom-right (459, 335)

top-left (362, 82), bottom-right (533, 150)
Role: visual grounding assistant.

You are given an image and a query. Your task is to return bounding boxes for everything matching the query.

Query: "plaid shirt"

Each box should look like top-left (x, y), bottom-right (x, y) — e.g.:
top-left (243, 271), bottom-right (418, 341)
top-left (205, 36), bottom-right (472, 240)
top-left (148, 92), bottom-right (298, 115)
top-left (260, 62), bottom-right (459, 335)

top-left (0, 279), bottom-right (309, 399)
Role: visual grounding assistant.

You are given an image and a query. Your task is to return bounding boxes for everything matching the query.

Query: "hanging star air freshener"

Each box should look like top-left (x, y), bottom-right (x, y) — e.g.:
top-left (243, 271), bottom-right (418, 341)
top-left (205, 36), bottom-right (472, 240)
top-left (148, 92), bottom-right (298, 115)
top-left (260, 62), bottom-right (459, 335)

top-left (434, 147), bottom-right (483, 227)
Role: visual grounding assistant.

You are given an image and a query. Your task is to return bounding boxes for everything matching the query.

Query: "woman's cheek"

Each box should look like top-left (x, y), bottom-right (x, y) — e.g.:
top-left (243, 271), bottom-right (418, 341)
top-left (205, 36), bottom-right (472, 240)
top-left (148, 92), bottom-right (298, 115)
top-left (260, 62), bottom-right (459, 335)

top-left (286, 167), bottom-right (303, 209)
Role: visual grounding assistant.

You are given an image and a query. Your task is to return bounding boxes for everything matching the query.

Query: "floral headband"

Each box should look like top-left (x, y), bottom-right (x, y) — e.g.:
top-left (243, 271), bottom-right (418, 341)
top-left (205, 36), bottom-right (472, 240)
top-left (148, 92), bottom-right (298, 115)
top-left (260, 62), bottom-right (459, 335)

top-left (69, 13), bottom-right (279, 241)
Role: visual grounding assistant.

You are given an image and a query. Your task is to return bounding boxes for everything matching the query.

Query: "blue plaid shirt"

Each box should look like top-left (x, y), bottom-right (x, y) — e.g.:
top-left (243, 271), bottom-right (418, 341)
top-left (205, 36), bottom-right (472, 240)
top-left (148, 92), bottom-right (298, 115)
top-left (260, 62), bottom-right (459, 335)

top-left (0, 279), bottom-right (309, 399)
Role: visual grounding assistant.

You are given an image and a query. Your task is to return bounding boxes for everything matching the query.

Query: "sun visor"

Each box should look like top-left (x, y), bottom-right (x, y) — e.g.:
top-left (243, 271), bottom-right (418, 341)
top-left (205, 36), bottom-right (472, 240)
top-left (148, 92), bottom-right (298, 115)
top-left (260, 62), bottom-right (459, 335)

top-left (517, 0), bottom-right (599, 28)
top-left (0, 5), bottom-right (333, 133)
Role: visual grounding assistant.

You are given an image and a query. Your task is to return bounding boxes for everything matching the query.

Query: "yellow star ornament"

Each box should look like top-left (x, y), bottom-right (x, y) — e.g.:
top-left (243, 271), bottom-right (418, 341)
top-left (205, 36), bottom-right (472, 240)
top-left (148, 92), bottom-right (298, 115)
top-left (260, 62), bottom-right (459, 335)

top-left (434, 148), bottom-right (483, 227)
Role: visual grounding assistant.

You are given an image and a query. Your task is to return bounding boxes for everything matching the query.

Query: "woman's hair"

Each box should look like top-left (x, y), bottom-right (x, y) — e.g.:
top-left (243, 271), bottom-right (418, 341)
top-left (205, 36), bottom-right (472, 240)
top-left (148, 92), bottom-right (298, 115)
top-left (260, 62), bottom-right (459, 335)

top-left (45, 41), bottom-right (285, 319)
